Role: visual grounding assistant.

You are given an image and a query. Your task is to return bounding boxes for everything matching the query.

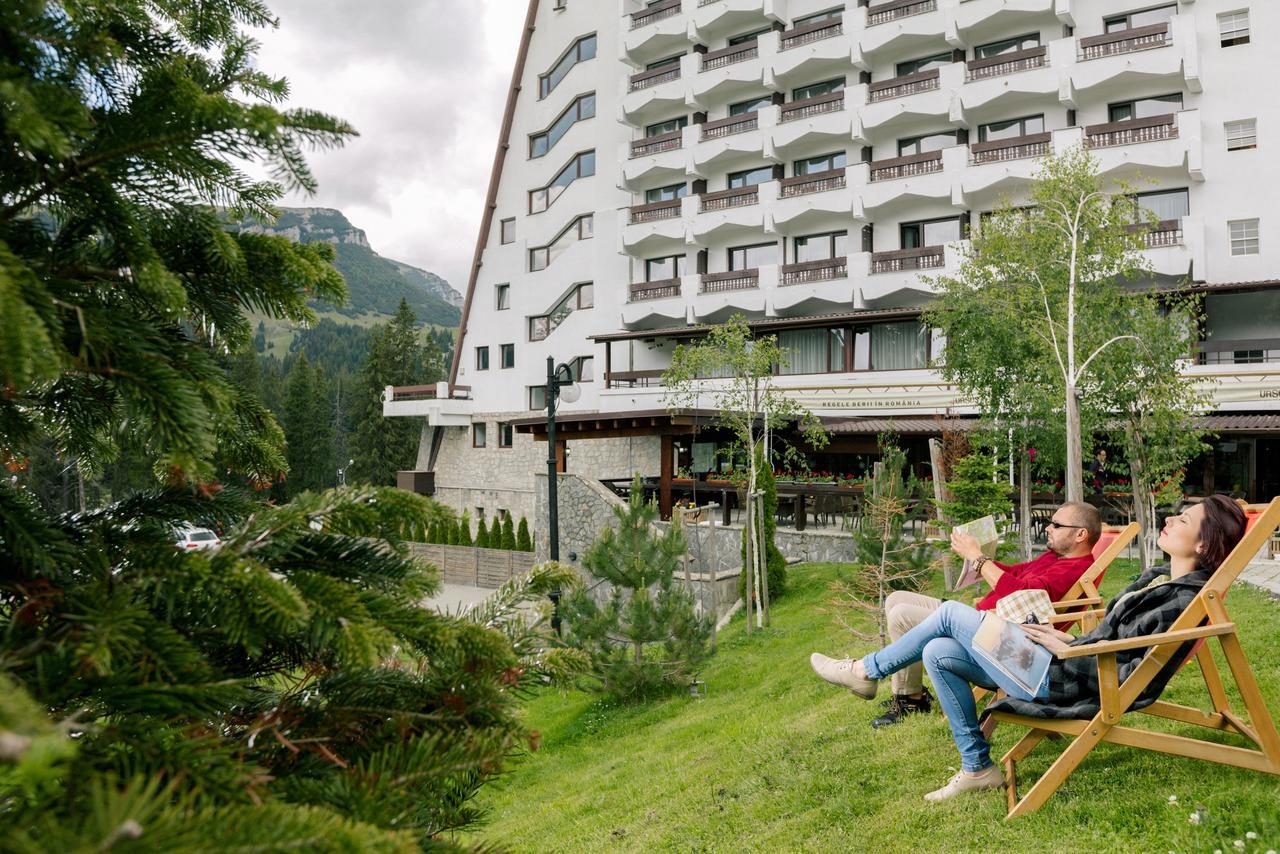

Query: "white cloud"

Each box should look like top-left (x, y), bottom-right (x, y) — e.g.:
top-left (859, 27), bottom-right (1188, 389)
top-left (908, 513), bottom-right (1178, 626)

top-left (251, 0), bottom-right (526, 291)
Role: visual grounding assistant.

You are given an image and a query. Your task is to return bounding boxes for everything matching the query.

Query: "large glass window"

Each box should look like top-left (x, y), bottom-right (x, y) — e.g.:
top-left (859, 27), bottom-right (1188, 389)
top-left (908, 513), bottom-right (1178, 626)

top-left (792, 78), bottom-right (845, 101)
top-left (795, 151), bottom-right (846, 175)
top-left (476, 346), bottom-right (490, 371)
top-left (539, 34), bottom-right (597, 99)
top-left (900, 217), bottom-right (962, 248)
top-left (1133, 188), bottom-right (1189, 223)
top-left (645, 254), bottom-right (686, 280)
top-left (870, 321), bottom-right (928, 369)
top-left (730, 95), bottom-right (773, 116)
top-left (500, 344), bottom-right (515, 369)
top-left (727, 165), bottom-right (773, 188)
top-left (1108, 93), bottom-right (1182, 122)
top-left (645, 116), bottom-right (688, 137)
top-left (896, 51), bottom-right (952, 77)
top-left (977, 114), bottom-right (1045, 142)
top-left (499, 218), bottom-right (515, 244)
top-left (645, 183), bottom-right (687, 203)
top-left (1104, 4), bottom-right (1176, 32)
top-left (728, 27), bottom-right (771, 45)
top-left (897, 131), bottom-right (957, 155)
top-left (1205, 292), bottom-right (1280, 349)
top-left (794, 231), bottom-right (847, 262)
top-left (530, 93), bottom-right (596, 158)
top-left (529, 214), bottom-right (593, 271)
top-left (529, 151), bottom-right (595, 213)
top-left (528, 386), bottom-right (547, 410)
top-left (495, 283), bottom-right (510, 310)
top-left (794, 7), bottom-right (844, 26)
top-left (728, 242), bottom-right (778, 270)
top-left (778, 328), bottom-right (840, 375)
top-left (974, 32), bottom-right (1040, 58)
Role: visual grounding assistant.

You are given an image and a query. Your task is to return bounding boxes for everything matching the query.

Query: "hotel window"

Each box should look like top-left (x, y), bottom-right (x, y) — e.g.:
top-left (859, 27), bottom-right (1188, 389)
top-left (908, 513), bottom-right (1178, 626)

top-left (897, 130), bottom-right (957, 155)
top-left (529, 150), bottom-right (595, 213)
top-left (645, 183), bottom-right (687, 203)
top-left (1104, 5), bottom-right (1175, 32)
top-left (528, 386), bottom-right (547, 410)
top-left (728, 242), bottom-right (778, 271)
top-left (529, 214), bottom-right (593, 272)
top-left (795, 151), bottom-right (846, 175)
top-left (475, 346), bottom-right (489, 371)
top-left (727, 165), bottom-right (773, 188)
top-left (977, 114), bottom-right (1044, 142)
top-left (495, 283), bottom-right (510, 310)
top-left (569, 355), bottom-right (594, 382)
top-left (1108, 93), bottom-right (1182, 122)
top-left (473, 422), bottom-right (487, 448)
top-left (499, 423), bottom-right (514, 448)
top-left (576, 282), bottom-right (593, 309)
top-left (645, 52), bottom-right (683, 71)
top-left (728, 27), bottom-right (771, 46)
top-left (1218, 10), bottom-right (1250, 47)
top-left (1225, 119), bottom-right (1257, 151)
top-left (1229, 219), bottom-right (1260, 255)
top-left (1133, 188), bottom-right (1189, 224)
top-left (792, 78), bottom-right (845, 101)
top-left (900, 216), bottom-right (962, 248)
top-left (777, 328), bottom-right (846, 375)
top-left (499, 218), bottom-right (515, 244)
top-left (646, 254), bottom-right (686, 281)
top-left (859, 321), bottom-right (928, 370)
top-left (729, 95), bottom-right (773, 116)
top-left (895, 51), bottom-right (952, 77)
top-left (500, 343), bottom-right (515, 369)
top-left (974, 32), bottom-right (1040, 59)
top-left (539, 34), bottom-right (596, 99)
top-left (529, 93), bottom-right (596, 158)
top-left (794, 231), bottom-right (847, 263)
top-left (645, 115), bottom-right (688, 137)
top-left (794, 7), bottom-right (844, 26)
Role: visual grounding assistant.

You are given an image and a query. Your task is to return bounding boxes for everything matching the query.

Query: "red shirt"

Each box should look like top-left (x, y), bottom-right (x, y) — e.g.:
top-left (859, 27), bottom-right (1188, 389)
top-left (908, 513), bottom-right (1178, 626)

top-left (974, 551), bottom-right (1095, 611)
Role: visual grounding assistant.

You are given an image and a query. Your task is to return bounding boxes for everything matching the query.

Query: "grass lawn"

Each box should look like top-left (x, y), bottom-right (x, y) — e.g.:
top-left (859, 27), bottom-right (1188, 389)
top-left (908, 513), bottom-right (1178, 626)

top-left (461, 561), bottom-right (1280, 853)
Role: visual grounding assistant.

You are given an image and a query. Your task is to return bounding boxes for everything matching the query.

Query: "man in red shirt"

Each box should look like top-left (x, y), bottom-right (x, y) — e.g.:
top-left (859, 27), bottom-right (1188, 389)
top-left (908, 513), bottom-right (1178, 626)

top-left (818, 501), bottom-right (1101, 727)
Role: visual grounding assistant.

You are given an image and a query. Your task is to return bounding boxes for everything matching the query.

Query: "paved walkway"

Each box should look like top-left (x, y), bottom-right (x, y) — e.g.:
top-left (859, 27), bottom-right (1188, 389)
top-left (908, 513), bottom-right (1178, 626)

top-left (1241, 559), bottom-right (1280, 597)
top-left (423, 583), bottom-right (496, 615)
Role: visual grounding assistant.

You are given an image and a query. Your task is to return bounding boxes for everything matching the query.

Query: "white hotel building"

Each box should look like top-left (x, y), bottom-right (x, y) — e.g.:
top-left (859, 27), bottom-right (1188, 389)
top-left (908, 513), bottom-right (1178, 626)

top-left (386, 0), bottom-right (1280, 523)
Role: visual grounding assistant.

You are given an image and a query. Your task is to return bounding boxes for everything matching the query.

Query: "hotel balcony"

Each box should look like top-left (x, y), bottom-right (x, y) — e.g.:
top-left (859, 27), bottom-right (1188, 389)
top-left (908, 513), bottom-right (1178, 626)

top-left (622, 197), bottom-right (688, 254)
top-left (691, 38), bottom-right (769, 106)
top-left (1066, 16), bottom-right (1201, 100)
top-left (694, 265), bottom-right (772, 322)
top-left (692, 110), bottom-right (767, 173)
top-left (690, 180), bottom-right (776, 241)
top-left (772, 256), bottom-right (855, 313)
top-left (690, 0), bottom-right (786, 43)
top-left (960, 126), bottom-right (1083, 202)
top-left (1085, 108), bottom-right (1203, 184)
top-left (771, 167), bottom-right (855, 231)
top-left (769, 87), bottom-right (857, 157)
top-left (623, 0), bottom-right (693, 66)
top-left (860, 61), bottom-right (965, 136)
top-left (622, 275), bottom-right (689, 327)
top-left (382, 383), bottom-right (473, 426)
top-left (771, 15), bottom-right (854, 86)
top-left (1135, 214), bottom-right (1204, 282)
top-left (858, 239), bottom-right (969, 304)
top-left (856, 144), bottom-right (966, 214)
top-left (621, 55), bottom-right (691, 125)
top-left (947, 0), bottom-right (1059, 46)
top-left (957, 43), bottom-right (1058, 115)
top-left (621, 125), bottom-right (691, 189)
top-left (859, 0), bottom-right (946, 65)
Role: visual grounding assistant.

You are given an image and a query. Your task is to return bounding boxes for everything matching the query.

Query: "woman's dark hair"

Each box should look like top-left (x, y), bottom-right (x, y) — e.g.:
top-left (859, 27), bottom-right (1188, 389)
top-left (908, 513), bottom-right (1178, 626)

top-left (1196, 495), bottom-right (1248, 572)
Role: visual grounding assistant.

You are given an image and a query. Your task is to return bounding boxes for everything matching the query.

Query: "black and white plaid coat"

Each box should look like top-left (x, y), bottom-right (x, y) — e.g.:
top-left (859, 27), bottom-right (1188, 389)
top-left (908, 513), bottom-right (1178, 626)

top-left (985, 564), bottom-right (1209, 721)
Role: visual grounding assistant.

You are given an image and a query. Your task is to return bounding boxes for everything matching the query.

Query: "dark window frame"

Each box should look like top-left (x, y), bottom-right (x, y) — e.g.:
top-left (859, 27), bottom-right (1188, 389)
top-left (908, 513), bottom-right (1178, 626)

top-left (499, 218), bottom-right (515, 245)
top-left (498, 422), bottom-right (514, 448)
top-left (728, 241), bottom-right (779, 271)
top-left (897, 130), bottom-right (958, 156)
top-left (529, 93), bottom-right (597, 159)
top-left (529, 150), bottom-right (596, 214)
top-left (476, 346), bottom-right (490, 371)
top-left (977, 113), bottom-right (1045, 143)
top-left (495, 283), bottom-right (510, 311)
top-left (895, 51), bottom-right (953, 78)
top-left (1103, 4), bottom-right (1177, 32)
top-left (500, 343), bottom-right (515, 370)
top-left (1107, 93), bottom-right (1183, 123)
top-left (472, 422), bottom-right (487, 448)
top-left (973, 32), bottom-right (1041, 59)
top-left (794, 150), bottom-right (847, 176)
top-left (538, 33), bottom-right (597, 99)
top-left (899, 215), bottom-right (964, 248)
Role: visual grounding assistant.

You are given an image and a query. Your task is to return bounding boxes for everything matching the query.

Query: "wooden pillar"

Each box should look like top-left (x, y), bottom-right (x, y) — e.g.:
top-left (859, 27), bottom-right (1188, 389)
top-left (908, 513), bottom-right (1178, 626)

top-left (555, 440), bottom-right (567, 473)
top-left (660, 434), bottom-right (674, 520)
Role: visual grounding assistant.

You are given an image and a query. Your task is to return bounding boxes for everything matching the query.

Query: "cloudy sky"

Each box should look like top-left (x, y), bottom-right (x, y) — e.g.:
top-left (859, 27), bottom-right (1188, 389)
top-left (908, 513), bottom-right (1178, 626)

top-left (252, 1), bottom-right (527, 292)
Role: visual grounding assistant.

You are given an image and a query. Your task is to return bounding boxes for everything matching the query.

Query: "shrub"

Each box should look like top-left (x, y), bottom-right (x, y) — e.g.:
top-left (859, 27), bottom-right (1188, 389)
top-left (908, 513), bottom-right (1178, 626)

top-left (501, 514), bottom-right (517, 551)
top-left (476, 516), bottom-right (491, 549)
top-left (516, 516), bottom-right (532, 552)
top-left (457, 511), bottom-right (473, 547)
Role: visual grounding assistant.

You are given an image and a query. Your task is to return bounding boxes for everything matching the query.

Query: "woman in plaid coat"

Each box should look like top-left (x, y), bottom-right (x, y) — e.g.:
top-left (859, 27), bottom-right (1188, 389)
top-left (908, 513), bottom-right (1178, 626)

top-left (809, 495), bottom-right (1247, 802)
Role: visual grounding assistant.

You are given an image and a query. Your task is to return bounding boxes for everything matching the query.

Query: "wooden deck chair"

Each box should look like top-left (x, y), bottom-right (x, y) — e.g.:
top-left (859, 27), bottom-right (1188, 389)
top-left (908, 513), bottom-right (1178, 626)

top-left (990, 497), bottom-right (1280, 819)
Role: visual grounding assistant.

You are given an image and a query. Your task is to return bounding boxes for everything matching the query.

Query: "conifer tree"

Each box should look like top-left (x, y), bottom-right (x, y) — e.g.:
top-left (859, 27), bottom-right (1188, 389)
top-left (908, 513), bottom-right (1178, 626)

top-left (560, 476), bottom-right (713, 699)
top-left (504, 514), bottom-right (519, 551)
top-left (282, 352), bottom-right (336, 496)
top-left (457, 511), bottom-right (473, 547)
top-left (475, 516), bottom-right (491, 549)
top-left (515, 516), bottom-right (531, 552)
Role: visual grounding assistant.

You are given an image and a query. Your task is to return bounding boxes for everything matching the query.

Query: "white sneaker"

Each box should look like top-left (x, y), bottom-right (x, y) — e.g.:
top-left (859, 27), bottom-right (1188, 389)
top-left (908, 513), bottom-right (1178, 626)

top-left (809, 653), bottom-right (878, 699)
top-left (924, 765), bottom-right (1005, 802)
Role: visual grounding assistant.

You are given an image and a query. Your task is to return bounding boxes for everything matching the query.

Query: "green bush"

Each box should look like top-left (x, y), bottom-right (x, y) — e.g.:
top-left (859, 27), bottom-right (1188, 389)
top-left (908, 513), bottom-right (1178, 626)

top-left (940, 452), bottom-right (1012, 525)
top-left (501, 514), bottom-right (518, 551)
top-left (475, 517), bottom-right (491, 549)
top-left (457, 511), bottom-right (473, 547)
top-left (516, 516), bottom-right (532, 552)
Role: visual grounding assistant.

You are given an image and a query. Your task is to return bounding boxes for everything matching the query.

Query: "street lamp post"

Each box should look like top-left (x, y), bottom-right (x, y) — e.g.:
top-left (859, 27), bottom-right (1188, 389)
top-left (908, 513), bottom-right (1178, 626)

top-left (544, 356), bottom-right (578, 633)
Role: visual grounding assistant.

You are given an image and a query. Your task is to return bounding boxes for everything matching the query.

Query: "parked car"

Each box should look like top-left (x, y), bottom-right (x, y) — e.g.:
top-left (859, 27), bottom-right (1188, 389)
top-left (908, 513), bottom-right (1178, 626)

top-left (175, 525), bottom-right (221, 551)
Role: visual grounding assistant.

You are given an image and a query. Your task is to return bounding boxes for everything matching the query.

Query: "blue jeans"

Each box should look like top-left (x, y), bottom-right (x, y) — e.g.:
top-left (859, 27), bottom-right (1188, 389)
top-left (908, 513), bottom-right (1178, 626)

top-left (860, 600), bottom-right (1007, 772)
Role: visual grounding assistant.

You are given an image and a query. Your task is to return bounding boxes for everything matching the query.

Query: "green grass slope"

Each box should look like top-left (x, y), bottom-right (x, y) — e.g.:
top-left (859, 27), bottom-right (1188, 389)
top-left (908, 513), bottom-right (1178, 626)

top-left (463, 562), bottom-right (1280, 853)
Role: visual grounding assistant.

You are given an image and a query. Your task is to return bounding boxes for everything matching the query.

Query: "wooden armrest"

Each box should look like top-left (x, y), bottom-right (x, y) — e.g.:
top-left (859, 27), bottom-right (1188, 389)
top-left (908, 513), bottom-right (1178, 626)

top-left (1053, 623), bottom-right (1236, 659)
top-left (1050, 608), bottom-right (1105, 624)
top-left (1053, 596), bottom-right (1102, 609)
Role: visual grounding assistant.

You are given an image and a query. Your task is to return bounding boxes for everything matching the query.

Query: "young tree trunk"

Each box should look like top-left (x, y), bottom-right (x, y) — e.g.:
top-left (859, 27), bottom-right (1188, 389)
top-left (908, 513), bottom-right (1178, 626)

top-left (757, 493), bottom-right (770, 628)
top-left (1020, 449), bottom-right (1033, 562)
top-left (1127, 427), bottom-right (1155, 570)
top-left (1064, 383), bottom-right (1084, 503)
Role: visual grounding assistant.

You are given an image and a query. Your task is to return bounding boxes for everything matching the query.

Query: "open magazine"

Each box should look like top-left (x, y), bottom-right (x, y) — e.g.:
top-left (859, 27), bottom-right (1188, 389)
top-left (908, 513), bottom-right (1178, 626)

top-left (970, 612), bottom-right (1054, 701)
top-left (952, 515), bottom-right (1000, 590)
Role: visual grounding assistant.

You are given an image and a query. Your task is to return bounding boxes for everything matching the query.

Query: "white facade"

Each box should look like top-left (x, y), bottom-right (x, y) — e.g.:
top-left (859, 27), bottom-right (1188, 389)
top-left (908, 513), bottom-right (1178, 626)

top-left (387, 0), bottom-right (1280, 517)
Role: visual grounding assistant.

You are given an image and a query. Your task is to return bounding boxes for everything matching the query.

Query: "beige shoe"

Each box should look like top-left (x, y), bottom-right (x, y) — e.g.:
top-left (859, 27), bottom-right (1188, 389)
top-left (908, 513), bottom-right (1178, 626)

top-left (809, 653), bottom-right (878, 699)
top-left (924, 765), bottom-right (1005, 802)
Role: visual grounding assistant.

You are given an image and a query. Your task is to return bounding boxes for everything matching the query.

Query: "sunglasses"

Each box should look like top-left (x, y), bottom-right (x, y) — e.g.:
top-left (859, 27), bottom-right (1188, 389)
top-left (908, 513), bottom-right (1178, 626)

top-left (1047, 520), bottom-right (1084, 530)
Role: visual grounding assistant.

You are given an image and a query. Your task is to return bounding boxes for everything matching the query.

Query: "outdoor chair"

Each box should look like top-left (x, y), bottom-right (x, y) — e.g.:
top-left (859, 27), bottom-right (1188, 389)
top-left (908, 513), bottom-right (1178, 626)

top-left (987, 497), bottom-right (1280, 818)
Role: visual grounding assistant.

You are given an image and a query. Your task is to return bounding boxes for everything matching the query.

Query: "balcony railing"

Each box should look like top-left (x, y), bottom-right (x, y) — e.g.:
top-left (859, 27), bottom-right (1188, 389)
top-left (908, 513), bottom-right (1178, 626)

top-left (630, 0), bottom-right (681, 30)
top-left (969, 132), bottom-right (1051, 164)
top-left (780, 16), bottom-right (843, 50)
top-left (629, 61), bottom-right (681, 92)
top-left (701, 269), bottom-right (759, 293)
top-left (1084, 114), bottom-right (1178, 149)
top-left (965, 46), bottom-right (1047, 81)
top-left (1195, 338), bottom-right (1280, 365)
top-left (780, 167), bottom-right (846, 198)
top-left (629, 198), bottom-right (682, 224)
top-left (700, 111), bottom-right (758, 140)
top-left (869, 150), bottom-right (943, 182)
top-left (868, 68), bottom-right (940, 103)
top-left (1078, 21), bottom-right (1170, 61)
top-left (779, 90), bottom-right (845, 123)
top-left (866, 0), bottom-right (936, 26)
top-left (1125, 218), bottom-right (1183, 248)
top-left (701, 41), bottom-right (758, 72)
top-left (629, 279), bottom-right (682, 302)
top-left (390, 384), bottom-right (471, 402)
top-left (871, 246), bottom-right (945, 273)
top-left (780, 256), bottom-right (848, 285)
top-left (699, 185), bottom-right (760, 211)
top-left (605, 369), bottom-right (665, 389)
top-left (630, 129), bottom-right (683, 158)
